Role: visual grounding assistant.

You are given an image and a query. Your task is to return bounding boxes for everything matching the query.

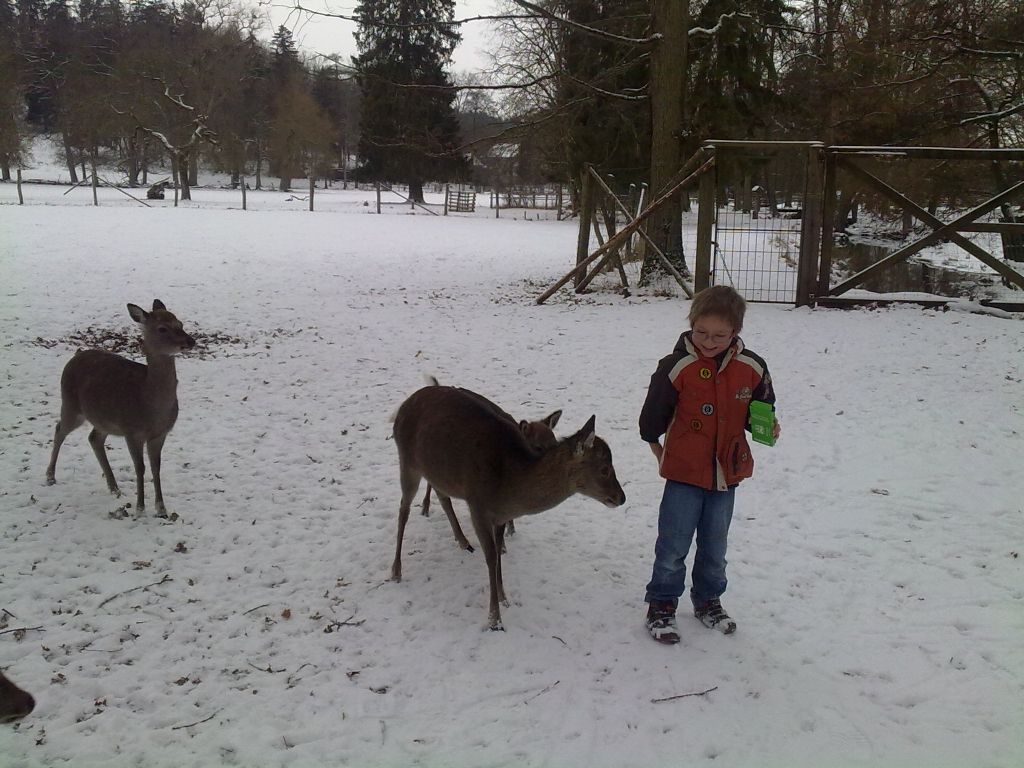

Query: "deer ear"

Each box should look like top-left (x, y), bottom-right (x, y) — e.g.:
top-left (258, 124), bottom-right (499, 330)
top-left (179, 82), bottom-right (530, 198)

top-left (519, 419), bottom-right (529, 432)
top-left (542, 410), bottom-right (562, 429)
top-left (573, 415), bottom-right (597, 455)
top-left (152, 299), bottom-right (167, 311)
top-left (127, 303), bottom-right (147, 323)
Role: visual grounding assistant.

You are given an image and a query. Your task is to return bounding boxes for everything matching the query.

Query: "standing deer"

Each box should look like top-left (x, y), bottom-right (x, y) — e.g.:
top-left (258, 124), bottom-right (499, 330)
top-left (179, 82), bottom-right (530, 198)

top-left (0, 671), bottom-right (35, 723)
top-left (391, 385), bottom-right (626, 630)
top-left (45, 300), bottom-right (195, 517)
top-left (419, 377), bottom-right (562, 552)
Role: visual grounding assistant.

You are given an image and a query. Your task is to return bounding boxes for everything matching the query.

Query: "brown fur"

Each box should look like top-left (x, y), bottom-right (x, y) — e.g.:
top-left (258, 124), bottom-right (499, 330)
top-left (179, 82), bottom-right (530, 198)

top-left (46, 300), bottom-right (195, 516)
top-left (391, 385), bottom-right (625, 629)
top-left (0, 671), bottom-right (35, 723)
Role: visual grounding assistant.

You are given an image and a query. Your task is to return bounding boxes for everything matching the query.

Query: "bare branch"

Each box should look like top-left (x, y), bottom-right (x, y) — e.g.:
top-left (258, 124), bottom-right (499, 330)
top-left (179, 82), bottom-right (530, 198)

top-left (509, 0), bottom-right (659, 46)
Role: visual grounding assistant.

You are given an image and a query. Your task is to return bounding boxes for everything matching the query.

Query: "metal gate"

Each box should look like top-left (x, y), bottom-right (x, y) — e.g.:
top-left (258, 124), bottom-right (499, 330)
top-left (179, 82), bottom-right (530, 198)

top-left (696, 141), bottom-right (824, 304)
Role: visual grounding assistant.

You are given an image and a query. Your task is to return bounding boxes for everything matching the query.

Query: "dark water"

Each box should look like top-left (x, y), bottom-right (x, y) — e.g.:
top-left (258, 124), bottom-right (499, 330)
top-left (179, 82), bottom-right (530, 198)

top-left (831, 241), bottom-right (1002, 299)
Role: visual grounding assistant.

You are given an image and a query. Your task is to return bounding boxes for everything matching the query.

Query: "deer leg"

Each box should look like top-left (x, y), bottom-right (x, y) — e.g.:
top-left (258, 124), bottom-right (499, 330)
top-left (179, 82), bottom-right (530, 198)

top-left (421, 484), bottom-right (432, 516)
top-left (391, 465), bottom-right (421, 582)
top-left (124, 436), bottom-right (146, 513)
top-left (46, 412), bottom-right (84, 484)
top-left (494, 524), bottom-right (508, 604)
top-left (147, 434), bottom-right (168, 518)
top-left (470, 511), bottom-right (503, 630)
top-left (87, 429), bottom-right (121, 498)
top-left (436, 493), bottom-right (474, 552)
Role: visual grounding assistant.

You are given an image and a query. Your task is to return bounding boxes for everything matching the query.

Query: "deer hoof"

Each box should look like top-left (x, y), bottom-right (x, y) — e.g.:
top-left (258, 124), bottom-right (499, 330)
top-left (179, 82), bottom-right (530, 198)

top-left (45, 474), bottom-right (56, 486)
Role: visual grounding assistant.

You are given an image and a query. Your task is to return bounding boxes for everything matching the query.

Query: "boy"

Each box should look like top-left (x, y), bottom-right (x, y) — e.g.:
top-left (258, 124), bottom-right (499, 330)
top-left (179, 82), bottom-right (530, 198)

top-left (638, 286), bottom-right (779, 644)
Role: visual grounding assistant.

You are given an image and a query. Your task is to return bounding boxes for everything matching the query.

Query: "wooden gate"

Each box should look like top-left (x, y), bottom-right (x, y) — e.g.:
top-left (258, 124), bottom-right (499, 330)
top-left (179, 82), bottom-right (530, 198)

top-left (817, 146), bottom-right (1024, 308)
top-left (695, 142), bottom-right (1024, 309)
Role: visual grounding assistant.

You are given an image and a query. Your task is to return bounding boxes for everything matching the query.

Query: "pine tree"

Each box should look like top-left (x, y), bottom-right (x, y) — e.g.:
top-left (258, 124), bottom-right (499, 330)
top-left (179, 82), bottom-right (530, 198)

top-left (353, 0), bottom-right (467, 202)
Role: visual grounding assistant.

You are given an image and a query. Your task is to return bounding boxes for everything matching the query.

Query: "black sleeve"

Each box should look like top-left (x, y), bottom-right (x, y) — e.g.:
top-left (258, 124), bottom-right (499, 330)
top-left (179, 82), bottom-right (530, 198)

top-left (638, 356), bottom-right (679, 443)
top-left (751, 361), bottom-right (776, 408)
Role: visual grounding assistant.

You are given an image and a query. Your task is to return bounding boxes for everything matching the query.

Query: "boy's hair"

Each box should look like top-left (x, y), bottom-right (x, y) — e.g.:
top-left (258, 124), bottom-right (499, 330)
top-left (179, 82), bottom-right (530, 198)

top-left (688, 285), bottom-right (746, 332)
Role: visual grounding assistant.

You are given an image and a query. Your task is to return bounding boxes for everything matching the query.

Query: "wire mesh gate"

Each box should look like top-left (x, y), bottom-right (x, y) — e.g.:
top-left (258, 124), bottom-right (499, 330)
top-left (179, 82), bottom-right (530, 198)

top-left (698, 141), bottom-right (824, 304)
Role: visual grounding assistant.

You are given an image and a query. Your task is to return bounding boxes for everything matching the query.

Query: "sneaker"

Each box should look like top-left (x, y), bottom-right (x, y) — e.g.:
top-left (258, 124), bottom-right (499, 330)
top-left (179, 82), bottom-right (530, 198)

top-left (646, 601), bottom-right (680, 644)
top-left (693, 598), bottom-right (737, 634)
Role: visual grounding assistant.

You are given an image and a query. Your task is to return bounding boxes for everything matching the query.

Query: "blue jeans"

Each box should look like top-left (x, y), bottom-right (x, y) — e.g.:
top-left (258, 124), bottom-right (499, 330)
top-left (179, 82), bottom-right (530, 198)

top-left (645, 480), bottom-right (735, 609)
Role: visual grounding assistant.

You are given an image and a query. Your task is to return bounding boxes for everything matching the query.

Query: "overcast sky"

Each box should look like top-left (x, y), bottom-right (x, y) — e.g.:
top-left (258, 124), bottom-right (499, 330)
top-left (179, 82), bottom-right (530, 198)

top-left (262, 0), bottom-right (497, 73)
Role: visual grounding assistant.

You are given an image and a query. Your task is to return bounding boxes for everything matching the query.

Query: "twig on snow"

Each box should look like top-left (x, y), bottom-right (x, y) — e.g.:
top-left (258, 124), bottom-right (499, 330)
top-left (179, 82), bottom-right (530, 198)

top-left (98, 574), bottom-right (172, 609)
top-left (651, 685), bottom-right (718, 703)
top-left (0, 625), bottom-right (44, 637)
top-left (242, 603), bottom-right (270, 615)
top-left (171, 709), bottom-right (222, 730)
top-left (248, 661), bottom-right (286, 674)
top-left (524, 680), bottom-right (560, 704)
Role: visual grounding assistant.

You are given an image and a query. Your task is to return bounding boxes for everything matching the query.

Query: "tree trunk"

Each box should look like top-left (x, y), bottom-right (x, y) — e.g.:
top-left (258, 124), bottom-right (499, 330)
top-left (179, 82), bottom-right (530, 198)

top-left (189, 153), bottom-right (198, 187)
top-left (125, 135), bottom-right (140, 187)
top-left (408, 178), bottom-right (425, 204)
top-left (0, 157), bottom-right (9, 181)
top-left (640, 0), bottom-right (689, 285)
top-left (62, 132), bottom-right (79, 184)
top-left (177, 150), bottom-right (192, 200)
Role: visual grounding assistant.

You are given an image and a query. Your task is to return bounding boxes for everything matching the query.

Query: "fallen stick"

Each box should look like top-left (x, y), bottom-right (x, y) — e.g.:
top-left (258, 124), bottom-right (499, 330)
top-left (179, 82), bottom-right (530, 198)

top-left (98, 574), bottom-right (172, 609)
top-left (650, 685), bottom-right (718, 703)
top-left (172, 710), bottom-right (221, 730)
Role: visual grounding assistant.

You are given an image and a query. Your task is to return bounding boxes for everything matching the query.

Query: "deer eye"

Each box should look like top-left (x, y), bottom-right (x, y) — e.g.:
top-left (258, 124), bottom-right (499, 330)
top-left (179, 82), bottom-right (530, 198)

top-left (157, 326), bottom-right (169, 334)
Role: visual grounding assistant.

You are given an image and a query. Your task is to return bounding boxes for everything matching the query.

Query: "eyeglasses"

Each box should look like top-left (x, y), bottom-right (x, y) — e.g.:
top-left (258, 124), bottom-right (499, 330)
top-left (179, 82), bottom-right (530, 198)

top-left (692, 328), bottom-right (733, 344)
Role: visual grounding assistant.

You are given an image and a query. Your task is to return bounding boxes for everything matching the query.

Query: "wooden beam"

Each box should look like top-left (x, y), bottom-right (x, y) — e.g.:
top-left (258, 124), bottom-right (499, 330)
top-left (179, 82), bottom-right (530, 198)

top-left (576, 166), bottom-right (691, 296)
top-left (830, 157), bottom-right (1024, 294)
top-left (828, 146), bottom-right (1024, 161)
top-left (536, 156), bottom-right (714, 304)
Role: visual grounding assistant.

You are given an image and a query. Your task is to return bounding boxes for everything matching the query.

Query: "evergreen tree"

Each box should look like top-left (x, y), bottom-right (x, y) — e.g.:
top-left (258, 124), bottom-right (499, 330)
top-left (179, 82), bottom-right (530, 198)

top-left (353, 0), bottom-right (467, 202)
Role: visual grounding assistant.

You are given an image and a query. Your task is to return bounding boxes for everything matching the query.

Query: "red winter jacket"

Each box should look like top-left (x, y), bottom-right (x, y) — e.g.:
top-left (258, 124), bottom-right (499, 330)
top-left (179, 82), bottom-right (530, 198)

top-left (639, 331), bottom-right (775, 491)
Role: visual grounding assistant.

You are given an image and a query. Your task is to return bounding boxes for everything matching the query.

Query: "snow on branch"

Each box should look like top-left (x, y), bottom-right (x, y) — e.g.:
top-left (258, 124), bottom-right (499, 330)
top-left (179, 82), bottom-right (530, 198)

top-left (960, 101), bottom-right (1024, 126)
top-left (689, 12), bottom-right (755, 38)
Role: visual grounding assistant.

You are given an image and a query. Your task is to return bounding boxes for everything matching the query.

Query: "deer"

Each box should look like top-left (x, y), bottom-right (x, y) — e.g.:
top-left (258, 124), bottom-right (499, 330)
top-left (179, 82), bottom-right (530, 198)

top-left (418, 377), bottom-right (562, 552)
top-left (391, 384), bottom-right (626, 630)
top-left (0, 671), bottom-right (35, 723)
top-left (45, 300), bottom-right (196, 517)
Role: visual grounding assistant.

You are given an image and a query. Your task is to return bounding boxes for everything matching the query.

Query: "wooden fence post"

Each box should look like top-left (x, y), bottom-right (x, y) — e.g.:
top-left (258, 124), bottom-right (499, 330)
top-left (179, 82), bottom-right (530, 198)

top-left (574, 166), bottom-right (596, 288)
top-left (240, 169), bottom-right (247, 211)
top-left (796, 143), bottom-right (825, 307)
top-left (309, 173), bottom-right (315, 211)
top-left (694, 156), bottom-right (715, 292)
top-left (91, 159), bottom-right (99, 206)
top-left (17, 168), bottom-right (23, 204)
top-left (376, 182), bottom-right (381, 214)
top-left (817, 150), bottom-right (838, 300)
top-left (444, 183), bottom-right (449, 215)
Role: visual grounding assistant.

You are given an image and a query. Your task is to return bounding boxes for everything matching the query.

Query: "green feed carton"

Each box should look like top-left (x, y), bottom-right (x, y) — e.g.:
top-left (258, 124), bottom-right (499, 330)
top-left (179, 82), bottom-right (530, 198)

top-left (749, 400), bottom-right (776, 447)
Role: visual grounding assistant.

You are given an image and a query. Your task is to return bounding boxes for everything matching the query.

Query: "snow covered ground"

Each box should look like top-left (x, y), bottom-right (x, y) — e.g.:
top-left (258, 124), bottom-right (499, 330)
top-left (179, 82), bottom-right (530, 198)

top-left (1, 173), bottom-right (1023, 768)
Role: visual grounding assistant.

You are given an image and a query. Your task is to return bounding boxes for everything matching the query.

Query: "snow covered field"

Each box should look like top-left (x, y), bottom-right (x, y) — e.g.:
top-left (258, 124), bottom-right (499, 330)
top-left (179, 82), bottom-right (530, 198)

top-left (1, 180), bottom-right (1022, 767)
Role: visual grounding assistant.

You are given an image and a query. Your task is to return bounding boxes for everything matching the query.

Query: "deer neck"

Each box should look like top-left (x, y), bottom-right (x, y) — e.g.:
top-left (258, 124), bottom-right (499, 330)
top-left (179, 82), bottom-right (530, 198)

top-left (142, 351), bottom-right (179, 402)
top-left (498, 443), bottom-right (578, 516)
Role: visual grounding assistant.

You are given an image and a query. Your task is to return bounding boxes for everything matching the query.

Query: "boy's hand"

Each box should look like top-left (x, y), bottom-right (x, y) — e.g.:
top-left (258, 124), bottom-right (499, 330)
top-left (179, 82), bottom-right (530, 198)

top-left (649, 442), bottom-right (663, 462)
top-left (773, 417), bottom-right (782, 441)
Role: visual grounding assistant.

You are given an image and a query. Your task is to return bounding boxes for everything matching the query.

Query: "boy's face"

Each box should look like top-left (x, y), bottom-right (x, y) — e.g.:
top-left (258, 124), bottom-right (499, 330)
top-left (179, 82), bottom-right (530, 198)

top-left (690, 313), bottom-right (736, 358)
